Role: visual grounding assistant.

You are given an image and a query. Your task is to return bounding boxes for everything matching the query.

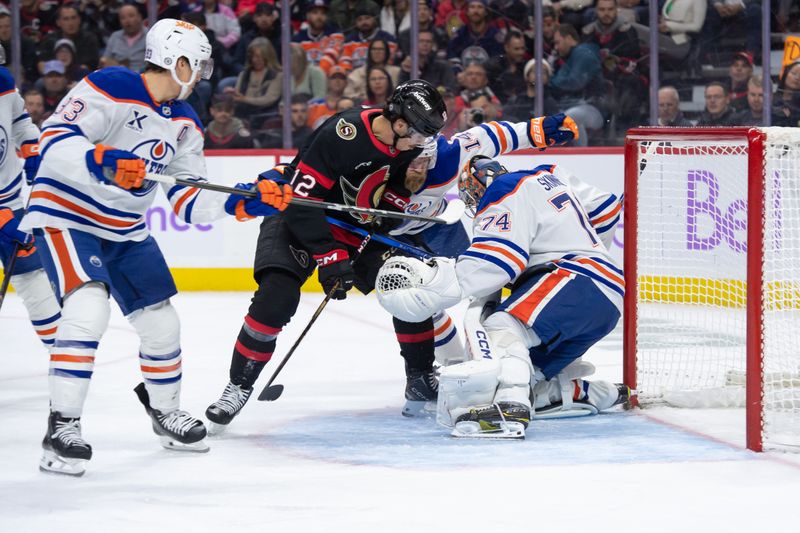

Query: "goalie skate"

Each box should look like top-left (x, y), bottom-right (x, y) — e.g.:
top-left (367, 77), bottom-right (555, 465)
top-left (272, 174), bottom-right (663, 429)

top-left (402, 368), bottom-right (438, 418)
top-left (452, 402), bottom-right (529, 439)
top-left (39, 412), bottom-right (92, 477)
top-left (134, 383), bottom-right (209, 452)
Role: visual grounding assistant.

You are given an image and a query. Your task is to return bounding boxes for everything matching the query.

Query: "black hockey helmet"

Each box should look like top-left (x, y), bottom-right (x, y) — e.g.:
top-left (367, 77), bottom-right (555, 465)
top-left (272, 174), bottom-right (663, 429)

top-left (458, 155), bottom-right (508, 215)
top-left (384, 79), bottom-right (447, 138)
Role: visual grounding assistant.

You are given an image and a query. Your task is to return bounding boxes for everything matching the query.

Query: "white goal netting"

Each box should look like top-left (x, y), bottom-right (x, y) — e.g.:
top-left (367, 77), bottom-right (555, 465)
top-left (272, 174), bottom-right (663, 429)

top-left (629, 128), bottom-right (800, 451)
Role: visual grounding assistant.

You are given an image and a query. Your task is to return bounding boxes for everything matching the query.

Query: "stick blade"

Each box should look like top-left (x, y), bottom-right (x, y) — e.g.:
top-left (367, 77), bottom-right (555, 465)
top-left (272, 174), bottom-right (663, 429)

top-left (257, 384), bottom-right (284, 402)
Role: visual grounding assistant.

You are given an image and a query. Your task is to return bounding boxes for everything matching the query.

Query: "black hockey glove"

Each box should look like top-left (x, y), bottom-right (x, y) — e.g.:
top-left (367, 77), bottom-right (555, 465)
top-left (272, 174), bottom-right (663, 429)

top-left (370, 214), bottom-right (403, 233)
top-left (315, 248), bottom-right (355, 300)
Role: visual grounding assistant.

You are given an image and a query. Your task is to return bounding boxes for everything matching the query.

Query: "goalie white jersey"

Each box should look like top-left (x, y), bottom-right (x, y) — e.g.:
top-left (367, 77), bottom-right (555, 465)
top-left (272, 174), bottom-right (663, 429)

top-left (21, 67), bottom-right (226, 242)
top-left (456, 164), bottom-right (624, 308)
top-left (393, 120), bottom-right (541, 236)
top-left (0, 67), bottom-right (40, 210)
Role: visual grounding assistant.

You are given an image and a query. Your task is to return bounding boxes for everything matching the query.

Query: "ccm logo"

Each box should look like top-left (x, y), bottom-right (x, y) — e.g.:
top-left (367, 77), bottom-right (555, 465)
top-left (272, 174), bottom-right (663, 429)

top-left (314, 250), bottom-right (345, 267)
top-left (383, 191), bottom-right (408, 209)
top-left (475, 330), bottom-right (493, 359)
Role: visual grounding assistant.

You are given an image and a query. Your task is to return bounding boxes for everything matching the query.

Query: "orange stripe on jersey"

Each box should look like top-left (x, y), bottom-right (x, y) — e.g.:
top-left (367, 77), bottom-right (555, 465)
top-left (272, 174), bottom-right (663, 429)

top-left (36, 326), bottom-right (58, 336)
top-left (39, 129), bottom-right (71, 142)
top-left (50, 354), bottom-right (95, 363)
top-left (46, 228), bottom-right (85, 293)
top-left (591, 201), bottom-right (621, 224)
top-left (507, 269), bottom-right (570, 324)
top-left (140, 362), bottom-right (181, 373)
top-left (433, 316), bottom-right (453, 337)
top-left (574, 258), bottom-right (625, 286)
top-left (0, 88), bottom-right (14, 97)
top-left (173, 187), bottom-right (199, 215)
top-left (471, 242), bottom-right (526, 272)
top-left (31, 191), bottom-right (141, 228)
top-left (487, 122), bottom-right (508, 152)
top-left (85, 77), bottom-right (155, 110)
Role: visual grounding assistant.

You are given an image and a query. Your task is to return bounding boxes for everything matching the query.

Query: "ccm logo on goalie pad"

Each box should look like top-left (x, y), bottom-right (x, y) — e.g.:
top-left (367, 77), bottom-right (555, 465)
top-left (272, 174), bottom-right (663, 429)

top-left (472, 330), bottom-right (493, 359)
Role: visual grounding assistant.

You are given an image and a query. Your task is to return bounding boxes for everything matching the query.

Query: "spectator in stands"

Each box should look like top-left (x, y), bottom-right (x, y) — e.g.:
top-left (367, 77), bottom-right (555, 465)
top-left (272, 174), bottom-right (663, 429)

top-left (733, 75), bottom-right (766, 126)
top-left (205, 95), bottom-right (255, 149)
top-left (538, 6), bottom-right (561, 66)
top-left (773, 60), bottom-right (800, 128)
top-left (341, 3), bottom-right (397, 71)
top-left (436, 0), bottom-right (468, 38)
top-left (290, 43), bottom-right (327, 100)
top-left (51, 39), bottom-right (89, 88)
top-left (616, 0), bottom-right (649, 23)
top-left (330, 0), bottom-right (380, 34)
top-left (491, 0), bottom-right (531, 34)
top-left (633, 0), bottom-right (706, 66)
top-left (397, 0), bottom-right (447, 58)
top-left (293, 0), bottom-right (345, 74)
top-left (234, 2), bottom-right (282, 73)
top-left (455, 62), bottom-right (502, 114)
top-left (398, 29), bottom-right (456, 92)
top-left (19, 0), bottom-right (57, 44)
top-left (345, 38), bottom-right (400, 99)
top-left (456, 87), bottom-right (501, 130)
top-left (548, 24), bottom-right (605, 145)
top-left (582, 0), bottom-right (646, 132)
top-left (504, 59), bottom-right (559, 121)
top-left (260, 94), bottom-right (315, 148)
top-left (545, 0), bottom-right (595, 31)
top-left (23, 89), bottom-right (46, 127)
top-left (700, 0), bottom-right (761, 60)
top-left (486, 31), bottom-right (528, 104)
top-left (697, 81), bottom-right (736, 126)
top-left (447, 0), bottom-right (502, 62)
top-left (336, 95), bottom-right (356, 111)
top-left (381, 0), bottom-right (410, 37)
top-left (100, 4), bottom-right (148, 73)
top-left (727, 51), bottom-right (753, 112)
top-left (307, 65), bottom-right (348, 128)
top-left (657, 85), bottom-right (692, 126)
top-left (0, 8), bottom-right (38, 84)
top-left (38, 4), bottom-right (100, 72)
top-left (196, 0), bottom-right (241, 50)
top-left (40, 60), bottom-right (69, 115)
top-left (362, 65), bottom-right (394, 105)
top-left (228, 37), bottom-right (284, 122)
top-left (79, 0), bottom-right (127, 42)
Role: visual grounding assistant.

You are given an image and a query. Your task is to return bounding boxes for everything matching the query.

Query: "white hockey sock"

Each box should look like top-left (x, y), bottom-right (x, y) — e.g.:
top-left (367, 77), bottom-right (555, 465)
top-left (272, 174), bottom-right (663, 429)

top-left (432, 311), bottom-right (465, 366)
top-left (49, 283), bottom-right (110, 418)
top-left (128, 300), bottom-right (182, 413)
top-left (12, 269), bottom-right (61, 348)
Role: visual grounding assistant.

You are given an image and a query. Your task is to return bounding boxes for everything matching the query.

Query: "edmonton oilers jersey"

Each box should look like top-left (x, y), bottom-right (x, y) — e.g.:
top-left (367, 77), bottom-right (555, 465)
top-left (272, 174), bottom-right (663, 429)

top-left (0, 67), bottom-right (40, 210)
top-left (21, 67), bottom-right (226, 241)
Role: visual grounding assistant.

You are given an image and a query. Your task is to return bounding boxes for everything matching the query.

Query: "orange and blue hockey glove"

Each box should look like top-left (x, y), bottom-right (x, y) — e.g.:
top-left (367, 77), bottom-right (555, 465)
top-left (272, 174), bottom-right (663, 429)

top-left (86, 144), bottom-right (146, 189)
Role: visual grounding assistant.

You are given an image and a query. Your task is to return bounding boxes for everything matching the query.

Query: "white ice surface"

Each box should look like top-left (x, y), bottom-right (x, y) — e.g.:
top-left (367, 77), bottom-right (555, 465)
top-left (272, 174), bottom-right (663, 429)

top-left (2, 292), bottom-right (800, 532)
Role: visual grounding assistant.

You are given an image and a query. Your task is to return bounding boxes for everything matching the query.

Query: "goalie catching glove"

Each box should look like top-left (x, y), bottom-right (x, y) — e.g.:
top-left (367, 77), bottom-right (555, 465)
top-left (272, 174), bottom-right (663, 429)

top-left (224, 179), bottom-right (293, 221)
top-left (529, 113), bottom-right (579, 149)
top-left (376, 256), bottom-right (463, 322)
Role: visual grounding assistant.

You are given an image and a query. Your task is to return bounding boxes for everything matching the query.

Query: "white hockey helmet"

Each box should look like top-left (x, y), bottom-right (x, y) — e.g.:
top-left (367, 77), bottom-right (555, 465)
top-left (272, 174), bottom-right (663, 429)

top-left (145, 18), bottom-right (213, 99)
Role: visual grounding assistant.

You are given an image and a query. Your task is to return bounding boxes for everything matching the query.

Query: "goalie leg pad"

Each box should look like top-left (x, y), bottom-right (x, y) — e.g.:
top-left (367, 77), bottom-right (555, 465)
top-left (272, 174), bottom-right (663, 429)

top-left (484, 311), bottom-right (539, 409)
top-left (436, 358), bottom-right (500, 427)
top-left (49, 282), bottom-right (110, 418)
top-left (128, 300), bottom-right (182, 413)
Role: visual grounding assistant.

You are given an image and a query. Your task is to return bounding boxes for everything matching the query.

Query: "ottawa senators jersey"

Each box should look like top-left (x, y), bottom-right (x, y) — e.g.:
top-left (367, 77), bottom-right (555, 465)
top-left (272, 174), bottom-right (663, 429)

top-left (284, 106), bottom-right (421, 256)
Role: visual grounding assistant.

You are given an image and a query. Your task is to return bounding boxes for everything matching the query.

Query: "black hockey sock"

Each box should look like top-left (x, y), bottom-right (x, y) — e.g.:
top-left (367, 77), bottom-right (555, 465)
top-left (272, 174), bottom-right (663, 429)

top-left (393, 316), bottom-right (435, 373)
top-left (230, 314), bottom-right (282, 388)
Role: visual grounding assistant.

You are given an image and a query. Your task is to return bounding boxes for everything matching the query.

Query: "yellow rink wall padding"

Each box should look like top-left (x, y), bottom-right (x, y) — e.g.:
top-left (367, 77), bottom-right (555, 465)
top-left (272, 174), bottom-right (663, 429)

top-left (638, 275), bottom-right (800, 310)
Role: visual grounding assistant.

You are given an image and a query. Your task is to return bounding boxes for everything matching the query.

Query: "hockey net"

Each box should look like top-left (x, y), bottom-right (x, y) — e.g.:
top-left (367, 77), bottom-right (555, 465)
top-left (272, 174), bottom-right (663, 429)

top-left (623, 127), bottom-right (800, 452)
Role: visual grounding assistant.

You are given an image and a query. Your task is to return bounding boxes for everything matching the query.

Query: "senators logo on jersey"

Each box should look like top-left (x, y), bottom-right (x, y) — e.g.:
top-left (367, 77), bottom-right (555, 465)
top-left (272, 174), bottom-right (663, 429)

top-left (340, 166), bottom-right (390, 224)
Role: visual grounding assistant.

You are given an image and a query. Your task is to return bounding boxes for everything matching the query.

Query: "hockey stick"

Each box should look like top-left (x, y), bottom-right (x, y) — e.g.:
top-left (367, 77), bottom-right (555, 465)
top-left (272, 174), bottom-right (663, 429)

top-left (325, 217), bottom-right (434, 260)
top-left (144, 173), bottom-right (465, 225)
top-left (257, 232), bottom-right (374, 402)
top-left (0, 243), bottom-right (20, 313)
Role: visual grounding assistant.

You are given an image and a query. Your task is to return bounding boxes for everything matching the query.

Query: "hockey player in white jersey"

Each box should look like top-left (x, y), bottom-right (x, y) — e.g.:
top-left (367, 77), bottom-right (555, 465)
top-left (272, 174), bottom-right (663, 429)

top-left (0, 46), bottom-right (62, 345)
top-left (20, 19), bottom-right (293, 476)
top-left (391, 114), bottom-right (580, 416)
top-left (376, 155), bottom-right (629, 438)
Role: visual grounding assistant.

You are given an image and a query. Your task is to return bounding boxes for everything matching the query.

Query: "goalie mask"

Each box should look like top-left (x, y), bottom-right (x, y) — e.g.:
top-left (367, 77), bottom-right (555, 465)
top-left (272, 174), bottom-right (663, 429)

top-left (375, 256), bottom-right (462, 323)
top-left (145, 19), bottom-right (214, 100)
top-left (458, 155), bottom-right (508, 216)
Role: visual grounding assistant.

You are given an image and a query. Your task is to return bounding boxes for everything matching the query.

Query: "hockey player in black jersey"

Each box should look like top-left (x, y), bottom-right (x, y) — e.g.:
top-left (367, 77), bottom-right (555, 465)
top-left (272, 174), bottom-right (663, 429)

top-left (206, 80), bottom-right (447, 431)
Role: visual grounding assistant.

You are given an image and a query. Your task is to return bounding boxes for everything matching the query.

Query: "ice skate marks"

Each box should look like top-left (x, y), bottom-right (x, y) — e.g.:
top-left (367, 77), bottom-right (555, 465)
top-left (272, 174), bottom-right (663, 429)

top-left (264, 409), bottom-right (753, 468)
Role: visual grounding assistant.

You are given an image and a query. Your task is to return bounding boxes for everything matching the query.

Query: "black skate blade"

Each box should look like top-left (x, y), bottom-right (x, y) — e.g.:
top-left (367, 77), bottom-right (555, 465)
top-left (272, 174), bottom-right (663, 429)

top-left (257, 384), bottom-right (283, 401)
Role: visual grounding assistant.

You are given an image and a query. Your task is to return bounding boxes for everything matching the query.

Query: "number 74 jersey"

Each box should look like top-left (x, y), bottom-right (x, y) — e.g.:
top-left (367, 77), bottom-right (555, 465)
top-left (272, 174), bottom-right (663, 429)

top-left (455, 164), bottom-right (624, 310)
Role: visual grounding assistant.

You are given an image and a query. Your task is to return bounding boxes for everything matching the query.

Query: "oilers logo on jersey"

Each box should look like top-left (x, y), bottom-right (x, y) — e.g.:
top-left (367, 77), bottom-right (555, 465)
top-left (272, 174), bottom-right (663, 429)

top-left (132, 138), bottom-right (176, 175)
top-left (0, 125), bottom-right (7, 167)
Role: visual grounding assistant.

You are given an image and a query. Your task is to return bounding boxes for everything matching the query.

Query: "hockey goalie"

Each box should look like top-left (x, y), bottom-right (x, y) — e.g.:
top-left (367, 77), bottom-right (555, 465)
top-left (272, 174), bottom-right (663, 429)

top-left (376, 156), bottom-right (631, 438)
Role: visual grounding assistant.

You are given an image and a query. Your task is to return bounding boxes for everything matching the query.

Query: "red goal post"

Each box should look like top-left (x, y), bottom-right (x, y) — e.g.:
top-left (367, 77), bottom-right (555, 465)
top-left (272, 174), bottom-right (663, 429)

top-left (623, 127), bottom-right (800, 452)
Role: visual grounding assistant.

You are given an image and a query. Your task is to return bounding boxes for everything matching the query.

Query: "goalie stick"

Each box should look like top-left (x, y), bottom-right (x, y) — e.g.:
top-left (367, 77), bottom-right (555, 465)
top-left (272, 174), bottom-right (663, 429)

top-left (144, 173), bottom-right (465, 225)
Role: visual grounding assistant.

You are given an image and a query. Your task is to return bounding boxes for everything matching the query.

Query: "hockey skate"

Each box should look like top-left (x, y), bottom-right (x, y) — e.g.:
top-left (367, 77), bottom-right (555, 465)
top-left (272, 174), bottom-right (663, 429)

top-left (39, 411), bottom-right (93, 477)
top-left (133, 383), bottom-right (209, 452)
top-left (452, 402), bottom-right (529, 439)
top-left (534, 382), bottom-right (631, 420)
top-left (205, 381), bottom-right (253, 435)
top-left (402, 367), bottom-right (439, 418)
